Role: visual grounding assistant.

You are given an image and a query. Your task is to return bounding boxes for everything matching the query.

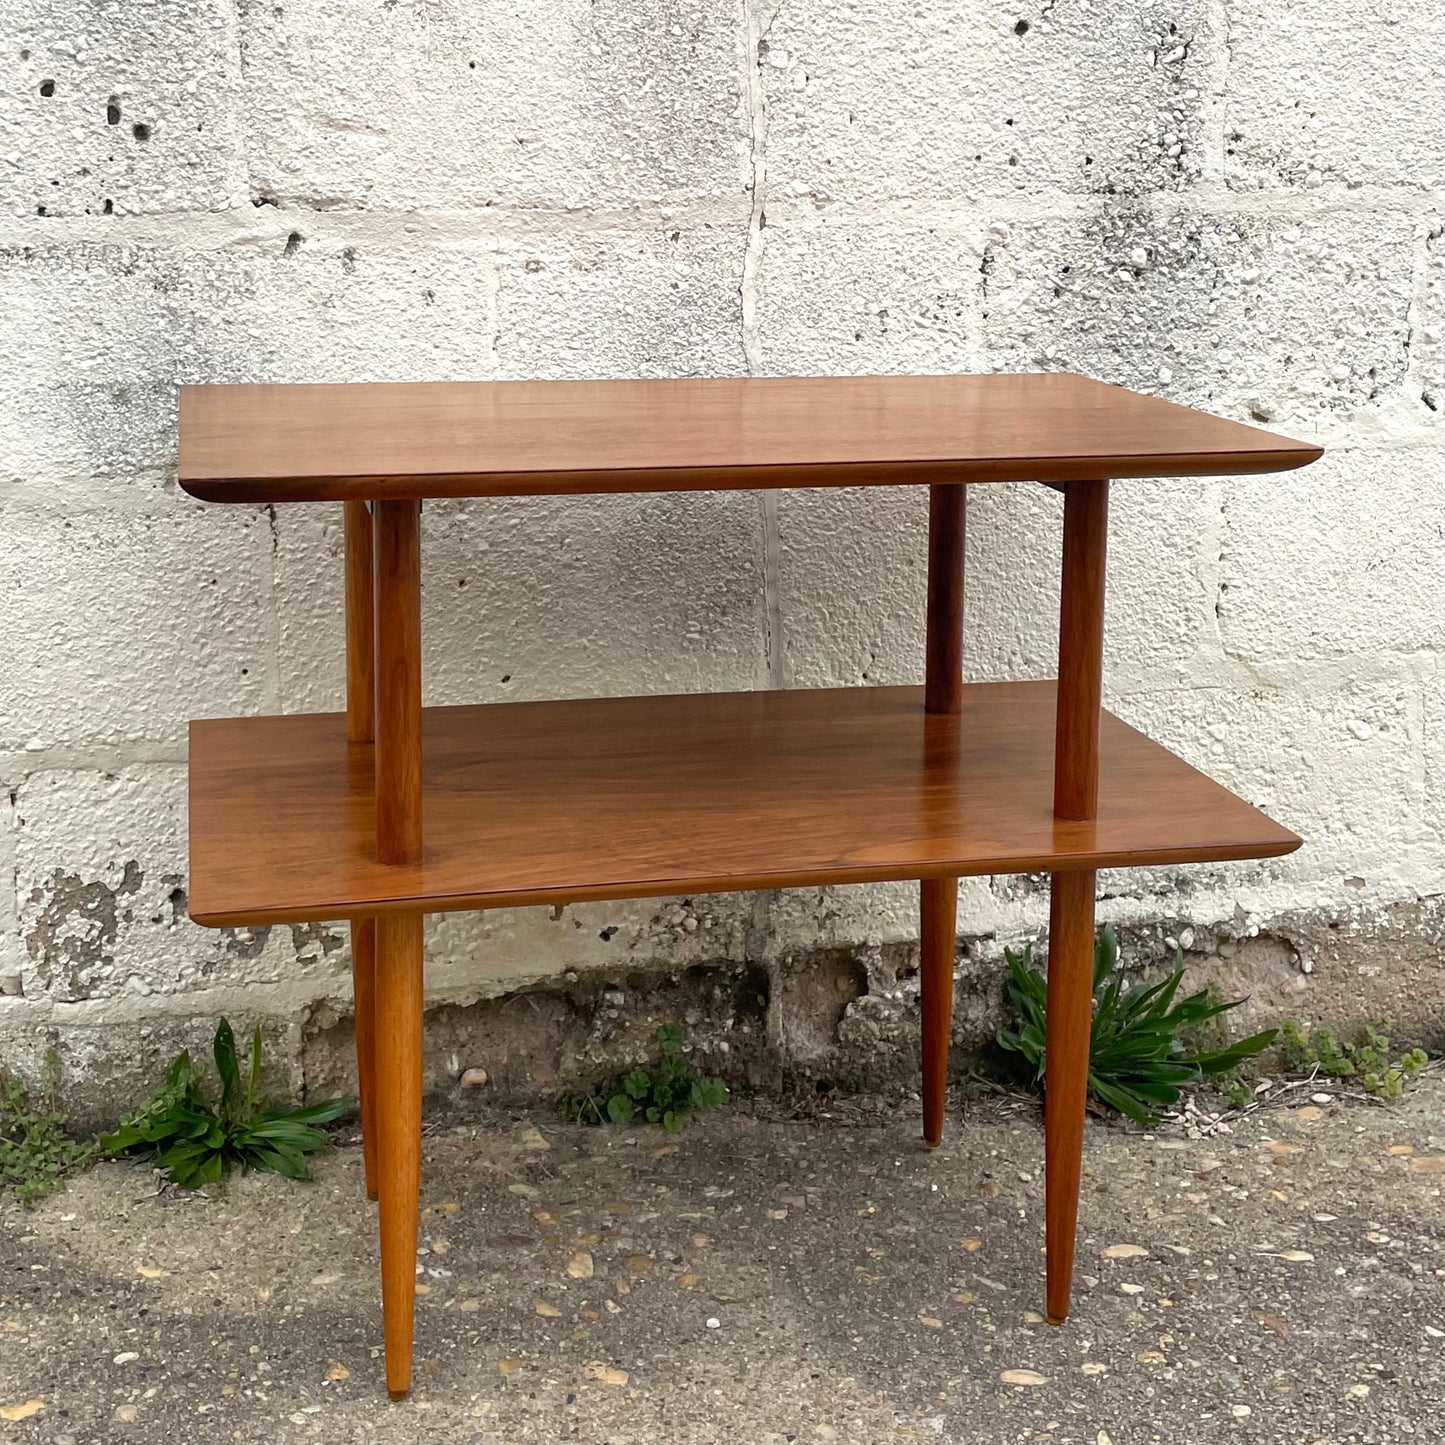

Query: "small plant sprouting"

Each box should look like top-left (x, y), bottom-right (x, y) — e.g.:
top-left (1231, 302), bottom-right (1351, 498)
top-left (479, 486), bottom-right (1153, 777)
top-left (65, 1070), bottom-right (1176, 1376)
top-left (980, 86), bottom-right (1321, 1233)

top-left (0, 1050), bottom-right (96, 1208)
top-left (102, 1019), bottom-right (350, 1188)
top-left (559, 1024), bottom-right (729, 1132)
top-left (1279, 1019), bottom-right (1429, 1100)
top-left (996, 926), bottom-right (1278, 1124)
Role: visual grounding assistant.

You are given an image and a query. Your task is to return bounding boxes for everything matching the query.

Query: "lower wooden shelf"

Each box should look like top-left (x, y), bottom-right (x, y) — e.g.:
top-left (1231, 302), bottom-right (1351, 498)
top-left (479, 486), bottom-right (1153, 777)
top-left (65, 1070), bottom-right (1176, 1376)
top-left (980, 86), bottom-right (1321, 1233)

top-left (187, 681), bottom-right (1299, 927)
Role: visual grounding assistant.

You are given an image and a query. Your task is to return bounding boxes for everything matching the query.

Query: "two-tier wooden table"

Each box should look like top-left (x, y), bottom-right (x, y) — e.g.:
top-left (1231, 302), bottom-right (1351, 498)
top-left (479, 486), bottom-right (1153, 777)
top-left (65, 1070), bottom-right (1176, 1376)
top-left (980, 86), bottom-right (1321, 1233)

top-left (177, 373), bottom-right (1320, 1399)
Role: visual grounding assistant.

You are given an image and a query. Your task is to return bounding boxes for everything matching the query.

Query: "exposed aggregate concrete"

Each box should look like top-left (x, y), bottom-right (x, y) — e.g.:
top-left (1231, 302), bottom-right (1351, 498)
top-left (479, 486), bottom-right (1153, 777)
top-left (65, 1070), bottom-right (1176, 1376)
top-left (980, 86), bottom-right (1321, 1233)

top-left (3, 1075), bottom-right (1444, 1442)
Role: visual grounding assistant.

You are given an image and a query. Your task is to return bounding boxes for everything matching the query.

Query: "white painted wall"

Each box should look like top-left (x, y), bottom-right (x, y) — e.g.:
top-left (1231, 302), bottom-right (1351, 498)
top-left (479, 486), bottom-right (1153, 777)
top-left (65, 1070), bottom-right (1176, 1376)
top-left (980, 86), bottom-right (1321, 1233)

top-left (1, 0), bottom-right (1439, 1087)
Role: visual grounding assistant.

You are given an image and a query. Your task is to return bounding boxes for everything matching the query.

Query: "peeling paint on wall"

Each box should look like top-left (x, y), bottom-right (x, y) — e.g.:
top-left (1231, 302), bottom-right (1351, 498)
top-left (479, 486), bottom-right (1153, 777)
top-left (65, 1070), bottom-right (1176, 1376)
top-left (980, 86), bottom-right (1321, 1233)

top-left (23, 861), bottom-right (142, 999)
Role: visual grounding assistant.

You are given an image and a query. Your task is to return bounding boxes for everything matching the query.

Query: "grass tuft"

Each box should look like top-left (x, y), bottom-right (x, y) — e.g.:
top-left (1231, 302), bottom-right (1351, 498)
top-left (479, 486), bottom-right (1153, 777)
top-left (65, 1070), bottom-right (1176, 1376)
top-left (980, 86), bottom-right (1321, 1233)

top-left (997, 925), bottom-right (1277, 1124)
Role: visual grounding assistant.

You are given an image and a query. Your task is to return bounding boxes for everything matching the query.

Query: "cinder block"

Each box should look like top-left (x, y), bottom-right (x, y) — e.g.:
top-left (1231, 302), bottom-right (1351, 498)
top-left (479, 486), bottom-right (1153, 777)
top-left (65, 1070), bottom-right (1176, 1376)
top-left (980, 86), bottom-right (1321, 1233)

top-left (753, 217), bottom-right (983, 375)
top-left (1417, 228), bottom-right (1445, 414)
top-left (956, 484), bottom-right (1059, 683)
top-left (984, 207), bottom-right (1413, 419)
top-left (0, 1009), bottom-right (302, 1131)
top-left (0, 0), bottom-right (246, 218)
top-left (776, 477), bottom-right (1218, 691)
top-left (0, 500), bottom-right (273, 751)
top-left (774, 483), bottom-right (1062, 689)
top-left (1218, 448), bottom-right (1445, 665)
top-left (1225, 0), bottom-right (1445, 191)
top-left (272, 490), bottom-right (768, 715)
top-left (775, 485), bottom-right (927, 689)
top-left (1417, 673), bottom-right (1445, 871)
top-left (241, 0), bottom-right (750, 211)
top-left (764, 876), bottom-right (1000, 955)
top-left (14, 765), bottom-right (345, 1004)
top-left (492, 225), bottom-right (744, 379)
top-left (0, 238), bottom-right (492, 488)
top-left (423, 893), bottom-right (755, 1005)
top-left (0, 786), bottom-right (18, 995)
top-left (763, 0), bottom-right (1216, 203)
top-left (1115, 677), bottom-right (1427, 887)
top-left (959, 477), bottom-right (1217, 689)
top-left (1103, 476), bottom-right (1226, 685)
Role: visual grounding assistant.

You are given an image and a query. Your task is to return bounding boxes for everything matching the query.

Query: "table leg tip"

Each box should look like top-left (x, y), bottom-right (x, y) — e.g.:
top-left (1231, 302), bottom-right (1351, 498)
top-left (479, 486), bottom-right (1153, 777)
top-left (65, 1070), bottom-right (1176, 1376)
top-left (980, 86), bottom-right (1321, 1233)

top-left (388, 1387), bottom-right (410, 1402)
top-left (1045, 1312), bottom-right (1067, 1327)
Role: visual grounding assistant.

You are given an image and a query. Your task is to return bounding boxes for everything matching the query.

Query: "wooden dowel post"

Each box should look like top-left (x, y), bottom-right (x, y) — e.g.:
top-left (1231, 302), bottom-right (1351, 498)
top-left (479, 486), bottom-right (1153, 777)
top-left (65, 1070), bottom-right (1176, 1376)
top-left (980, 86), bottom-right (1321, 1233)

top-left (370, 499), bottom-right (425, 1399)
top-left (345, 500), bottom-right (376, 745)
top-left (344, 501), bottom-right (379, 1202)
top-left (920, 484), bottom-right (966, 1148)
top-left (1053, 480), bottom-right (1108, 820)
top-left (1046, 478), bottom-right (1108, 1325)
top-left (924, 485), bottom-right (967, 715)
top-left (374, 500), bottom-right (423, 865)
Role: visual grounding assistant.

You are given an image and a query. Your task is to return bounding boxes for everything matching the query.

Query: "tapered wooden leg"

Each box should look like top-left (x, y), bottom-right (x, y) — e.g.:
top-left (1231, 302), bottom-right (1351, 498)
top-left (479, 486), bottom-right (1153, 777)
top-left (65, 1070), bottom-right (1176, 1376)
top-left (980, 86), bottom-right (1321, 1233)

top-left (1045, 478), bottom-right (1109, 1326)
top-left (1044, 869), bottom-right (1096, 1325)
top-left (352, 917), bottom-right (379, 1202)
top-left (919, 877), bottom-right (957, 1148)
top-left (374, 910), bottom-right (424, 1401)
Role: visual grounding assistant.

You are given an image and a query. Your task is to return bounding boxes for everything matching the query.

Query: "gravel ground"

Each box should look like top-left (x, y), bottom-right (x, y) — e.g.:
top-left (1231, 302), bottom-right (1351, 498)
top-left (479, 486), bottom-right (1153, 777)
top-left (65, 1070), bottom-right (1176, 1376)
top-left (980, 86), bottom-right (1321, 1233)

top-left (2, 1076), bottom-right (1443, 1444)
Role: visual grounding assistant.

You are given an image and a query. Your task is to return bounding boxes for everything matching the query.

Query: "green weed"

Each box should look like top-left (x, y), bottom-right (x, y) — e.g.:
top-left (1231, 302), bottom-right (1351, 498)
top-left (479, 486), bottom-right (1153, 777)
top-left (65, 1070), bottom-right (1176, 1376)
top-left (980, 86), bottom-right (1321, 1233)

top-left (1278, 1019), bottom-right (1429, 1100)
top-left (102, 1020), bottom-right (349, 1188)
top-left (0, 1051), bottom-right (96, 1208)
top-left (997, 926), bottom-right (1277, 1124)
top-left (559, 1024), bottom-right (728, 1132)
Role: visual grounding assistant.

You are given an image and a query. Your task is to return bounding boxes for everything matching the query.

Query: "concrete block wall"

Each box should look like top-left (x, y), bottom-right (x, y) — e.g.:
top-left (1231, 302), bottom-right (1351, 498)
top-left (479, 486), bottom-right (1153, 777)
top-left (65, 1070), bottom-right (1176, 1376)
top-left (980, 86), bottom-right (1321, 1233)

top-left (1, 0), bottom-right (1441, 1114)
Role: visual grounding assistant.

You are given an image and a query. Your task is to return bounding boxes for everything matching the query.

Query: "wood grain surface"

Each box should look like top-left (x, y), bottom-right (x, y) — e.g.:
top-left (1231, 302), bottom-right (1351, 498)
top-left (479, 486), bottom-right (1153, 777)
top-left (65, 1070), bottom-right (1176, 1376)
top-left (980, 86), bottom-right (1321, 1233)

top-left (177, 373), bottom-right (1322, 502)
top-left (187, 683), bottom-right (1300, 927)
top-left (372, 501), bottom-right (423, 865)
top-left (1054, 480), bottom-right (1110, 820)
